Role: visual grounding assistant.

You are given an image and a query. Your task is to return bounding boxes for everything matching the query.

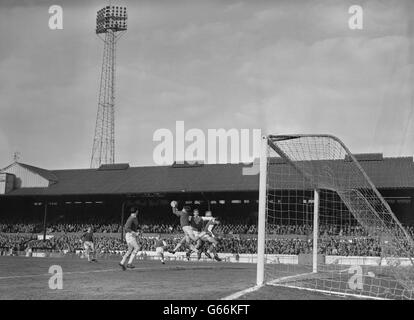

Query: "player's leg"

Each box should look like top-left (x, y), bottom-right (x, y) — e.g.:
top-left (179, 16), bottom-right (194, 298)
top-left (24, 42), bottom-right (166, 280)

top-left (185, 226), bottom-right (198, 242)
top-left (170, 235), bottom-right (187, 254)
top-left (83, 243), bottom-right (88, 261)
top-left (203, 235), bottom-right (221, 261)
top-left (197, 232), bottom-right (211, 259)
top-left (196, 239), bottom-right (204, 260)
top-left (120, 233), bottom-right (133, 270)
top-left (185, 231), bottom-right (201, 260)
top-left (127, 238), bottom-right (140, 268)
top-left (84, 242), bottom-right (92, 262)
top-left (90, 243), bottom-right (97, 262)
top-left (176, 238), bottom-right (192, 261)
top-left (156, 247), bottom-right (165, 264)
top-left (120, 243), bottom-right (133, 267)
top-left (182, 226), bottom-right (198, 253)
top-left (185, 245), bottom-right (192, 261)
top-left (208, 240), bottom-right (221, 262)
top-left (203, 249), bottom-right (212, 259)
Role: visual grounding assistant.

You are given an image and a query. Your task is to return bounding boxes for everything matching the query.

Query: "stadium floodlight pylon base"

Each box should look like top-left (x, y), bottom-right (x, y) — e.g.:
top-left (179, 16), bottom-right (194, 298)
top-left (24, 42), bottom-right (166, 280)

top-left (257, 134), bottom-right (414, 300)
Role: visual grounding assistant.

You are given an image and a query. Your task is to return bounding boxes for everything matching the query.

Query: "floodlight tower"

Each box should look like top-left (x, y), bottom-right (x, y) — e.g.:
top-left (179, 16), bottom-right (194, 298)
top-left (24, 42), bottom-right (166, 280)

top-left (90, 5), bottom-right (127, 168)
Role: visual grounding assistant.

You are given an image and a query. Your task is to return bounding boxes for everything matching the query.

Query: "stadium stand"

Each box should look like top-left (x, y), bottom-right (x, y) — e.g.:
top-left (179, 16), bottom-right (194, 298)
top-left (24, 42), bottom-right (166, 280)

top-left (1, 155), bottom-right (413, 258)
top-left (1, 216), bottom-right (414, 256)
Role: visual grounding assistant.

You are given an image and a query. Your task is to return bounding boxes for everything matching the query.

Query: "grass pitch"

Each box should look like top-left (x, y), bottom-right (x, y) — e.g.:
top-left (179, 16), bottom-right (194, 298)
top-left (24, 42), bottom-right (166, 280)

top-left (0, 255), bottom-right (350, 300)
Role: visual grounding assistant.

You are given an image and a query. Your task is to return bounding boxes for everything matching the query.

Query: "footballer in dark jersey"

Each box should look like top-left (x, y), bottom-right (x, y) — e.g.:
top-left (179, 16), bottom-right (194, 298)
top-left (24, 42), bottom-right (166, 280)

top-left (169, 201), bottom-right (198, 255)
top-left (154, 234), bottom-right (168, 264)
top-left (119, 207), bottom-right (141, 270)
top-left (81, 227), bottom-right (97, 262)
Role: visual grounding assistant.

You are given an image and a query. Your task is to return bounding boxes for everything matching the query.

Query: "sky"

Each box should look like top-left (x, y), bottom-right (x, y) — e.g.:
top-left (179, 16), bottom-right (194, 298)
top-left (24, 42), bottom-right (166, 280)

top-left (0, 0), bottom-right (413, 169)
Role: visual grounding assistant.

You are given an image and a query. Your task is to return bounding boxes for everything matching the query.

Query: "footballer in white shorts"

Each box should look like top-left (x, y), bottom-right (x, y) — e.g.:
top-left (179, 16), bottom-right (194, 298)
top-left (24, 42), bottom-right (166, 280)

top-left (83, 241), bottom-right (94, 251)
top-left (125, 232), bottom-right (139, 250)
top-left (81, 227), bottom-right (97, 262)
top-left (155, 235), bottom-right (167, 264)
top-left (119, 208), bottom-right (141, 270)
top-left (182, 225), bottom-right (197, 241)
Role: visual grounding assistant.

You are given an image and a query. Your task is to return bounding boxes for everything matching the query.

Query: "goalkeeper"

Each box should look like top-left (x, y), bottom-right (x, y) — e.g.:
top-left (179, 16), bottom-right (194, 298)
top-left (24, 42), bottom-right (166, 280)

top-left (169, 201), bottom-right (198, 255)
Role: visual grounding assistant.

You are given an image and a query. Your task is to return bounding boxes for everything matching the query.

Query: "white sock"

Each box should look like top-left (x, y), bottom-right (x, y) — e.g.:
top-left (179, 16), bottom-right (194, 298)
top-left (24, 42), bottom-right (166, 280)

top-left (128, 252), bottom-right (136, 265)
top-left (121, 253), bottom-right (129, 265)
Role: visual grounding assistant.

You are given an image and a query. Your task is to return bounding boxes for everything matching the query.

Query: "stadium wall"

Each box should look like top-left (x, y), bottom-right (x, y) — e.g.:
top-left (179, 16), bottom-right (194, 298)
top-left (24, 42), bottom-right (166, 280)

top-left (5, 247), bottom-right (412, 267)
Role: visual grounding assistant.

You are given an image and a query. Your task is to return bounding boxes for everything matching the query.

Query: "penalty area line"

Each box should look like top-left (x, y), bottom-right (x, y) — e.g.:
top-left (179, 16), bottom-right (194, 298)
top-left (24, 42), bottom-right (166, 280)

top-left (0, 263), bottom-right (232, 281)
top-left (0, 268), bottom-right (121, 280)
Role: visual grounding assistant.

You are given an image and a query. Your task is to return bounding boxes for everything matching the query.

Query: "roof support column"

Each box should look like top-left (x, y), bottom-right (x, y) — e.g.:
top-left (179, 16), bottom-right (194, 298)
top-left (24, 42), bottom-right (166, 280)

top-left (42, 200), bottom-right (48, 241)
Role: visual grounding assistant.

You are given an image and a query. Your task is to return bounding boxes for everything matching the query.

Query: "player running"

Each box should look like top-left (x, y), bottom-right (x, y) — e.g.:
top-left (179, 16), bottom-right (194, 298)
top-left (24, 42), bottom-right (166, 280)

top-left (154, 234), bottom-right (168, 264)
top-left (119, 207), bottom-right (141, 271)
top-left (168, 201), bottom-right (198, 255)
top-left (81, 227), bottom-right (97, 262)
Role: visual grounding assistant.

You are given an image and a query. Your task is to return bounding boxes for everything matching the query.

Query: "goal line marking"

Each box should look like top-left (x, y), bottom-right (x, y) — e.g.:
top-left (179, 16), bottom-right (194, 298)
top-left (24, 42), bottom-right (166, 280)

top-left (222, 270), bottom-right (390, 300)
top-left (267, 270), bottom-right (389, 300)
top-left (268, 272), bottom-right (315, 285)
top-left (221, 281), bottom-right (389, 301)
top-left (221, 285), bottom-right (262, 300)
top-left (222, 272), bottom-right (317, 300)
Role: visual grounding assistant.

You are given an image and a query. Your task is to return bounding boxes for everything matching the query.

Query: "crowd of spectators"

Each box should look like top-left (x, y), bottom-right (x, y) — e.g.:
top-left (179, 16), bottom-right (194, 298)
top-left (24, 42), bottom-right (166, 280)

top-left (1, 232), bottom-right (413, 257)
top-left (0, 222), bottom-right (37, 233)
top-left (2, 219), bottom-right (413, 238)
top-left (1, 217), bottom-right (414, 257)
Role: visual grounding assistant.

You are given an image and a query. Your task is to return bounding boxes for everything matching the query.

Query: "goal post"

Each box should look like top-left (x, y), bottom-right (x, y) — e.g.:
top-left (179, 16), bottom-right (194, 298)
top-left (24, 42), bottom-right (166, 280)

top-left (257, 134), bottom-right (414, 299)
top-left (312, 189), bottom-right (319, 274)
top-left (256, 135), bottom-right (268, 286)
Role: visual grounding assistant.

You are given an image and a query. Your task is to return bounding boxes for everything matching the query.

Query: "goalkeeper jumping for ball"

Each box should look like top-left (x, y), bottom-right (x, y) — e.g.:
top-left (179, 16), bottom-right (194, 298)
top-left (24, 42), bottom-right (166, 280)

top-left (168, 201), bottom-right (199, 255)
top-left (119, 207), bottom-right (141, 270)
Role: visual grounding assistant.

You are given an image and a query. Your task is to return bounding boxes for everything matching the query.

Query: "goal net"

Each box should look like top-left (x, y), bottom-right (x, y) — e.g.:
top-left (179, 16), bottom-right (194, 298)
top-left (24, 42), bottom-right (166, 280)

top-left (257, 134), bottom-right (414, 299)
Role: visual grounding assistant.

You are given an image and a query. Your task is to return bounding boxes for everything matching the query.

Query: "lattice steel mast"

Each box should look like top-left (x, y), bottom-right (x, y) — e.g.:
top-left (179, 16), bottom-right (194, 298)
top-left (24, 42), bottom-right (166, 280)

top-left (90, 5), bottom-right (127, 168)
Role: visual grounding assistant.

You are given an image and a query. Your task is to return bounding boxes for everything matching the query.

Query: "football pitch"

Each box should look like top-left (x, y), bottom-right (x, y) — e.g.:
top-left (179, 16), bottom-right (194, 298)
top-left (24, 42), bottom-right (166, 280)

top-left (0, 256), bottom-right (345, 300)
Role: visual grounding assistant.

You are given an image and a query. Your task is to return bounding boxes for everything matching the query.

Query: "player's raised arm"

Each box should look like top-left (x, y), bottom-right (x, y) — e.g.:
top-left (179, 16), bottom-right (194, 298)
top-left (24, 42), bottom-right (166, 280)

top-left (170, 201), bottom-right (180, 216)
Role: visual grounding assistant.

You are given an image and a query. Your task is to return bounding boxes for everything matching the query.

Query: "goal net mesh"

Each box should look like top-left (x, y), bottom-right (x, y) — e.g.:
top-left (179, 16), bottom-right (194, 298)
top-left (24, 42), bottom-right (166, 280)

top-left (263, 134), bottom-right (414, 299)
